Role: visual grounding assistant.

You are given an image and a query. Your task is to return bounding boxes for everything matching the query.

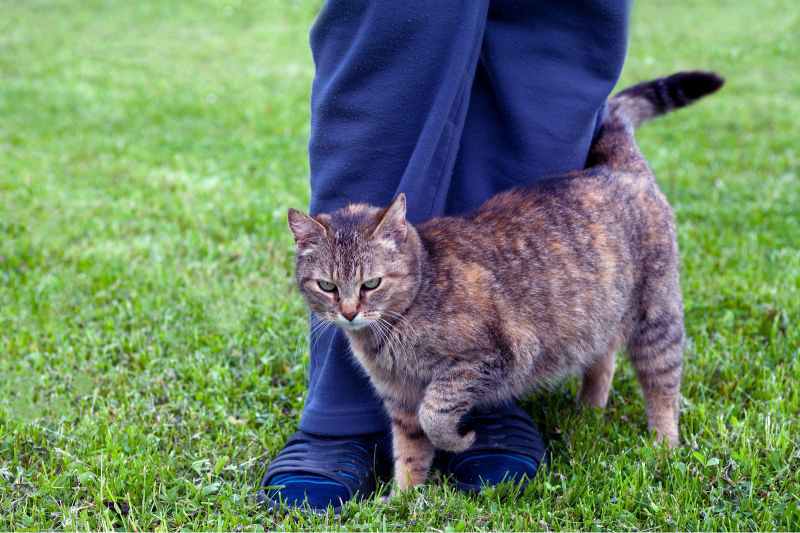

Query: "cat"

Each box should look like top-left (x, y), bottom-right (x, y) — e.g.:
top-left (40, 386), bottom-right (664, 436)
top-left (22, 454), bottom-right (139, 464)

top-left (287, 71), bottom-right (724, 492)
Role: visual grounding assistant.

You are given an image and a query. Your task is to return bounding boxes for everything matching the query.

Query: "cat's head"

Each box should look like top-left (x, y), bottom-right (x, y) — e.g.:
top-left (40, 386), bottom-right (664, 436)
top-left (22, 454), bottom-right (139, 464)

top-left (287, 194), bottom-right (422, 332)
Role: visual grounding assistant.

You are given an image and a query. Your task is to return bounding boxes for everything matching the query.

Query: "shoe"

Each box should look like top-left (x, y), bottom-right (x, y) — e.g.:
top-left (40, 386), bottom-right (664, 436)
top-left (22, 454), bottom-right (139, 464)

top-left (257, 430), bottom-right (391, 514)
top-left (437, 406), bottom-right (546, 493)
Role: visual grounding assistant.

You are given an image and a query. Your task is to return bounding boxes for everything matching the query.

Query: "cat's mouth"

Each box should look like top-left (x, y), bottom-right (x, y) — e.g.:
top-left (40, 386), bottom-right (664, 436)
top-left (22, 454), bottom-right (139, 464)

top-left (335, 317), bottom-right (372, 332)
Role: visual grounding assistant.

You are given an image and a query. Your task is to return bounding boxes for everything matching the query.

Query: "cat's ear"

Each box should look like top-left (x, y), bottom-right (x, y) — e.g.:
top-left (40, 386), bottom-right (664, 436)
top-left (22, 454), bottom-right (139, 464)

top-left (372, 193), bottom-right (407, 247)
top-left (288, 208), bottom-right (327, 255)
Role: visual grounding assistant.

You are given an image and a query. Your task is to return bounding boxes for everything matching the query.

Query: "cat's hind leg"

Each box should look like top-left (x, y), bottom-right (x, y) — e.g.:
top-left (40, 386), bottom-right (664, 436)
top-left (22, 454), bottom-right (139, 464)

top-left (627, 279), bottom-right (684, 447)
top-left (577, 346), bottom-right (618, 408)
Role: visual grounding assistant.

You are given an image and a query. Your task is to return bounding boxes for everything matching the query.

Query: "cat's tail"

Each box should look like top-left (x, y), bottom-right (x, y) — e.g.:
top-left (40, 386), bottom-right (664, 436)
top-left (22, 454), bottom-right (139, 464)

top-left (589, 71), bottom-right (724, 169)
top-left (608, 71), bottom-right (724, 128)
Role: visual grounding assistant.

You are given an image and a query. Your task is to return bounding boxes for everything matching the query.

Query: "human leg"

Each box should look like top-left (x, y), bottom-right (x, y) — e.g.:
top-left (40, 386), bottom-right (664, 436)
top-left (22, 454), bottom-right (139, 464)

top-left (301, 0), bottom-right (492, 436)
top-left (262, 0), bottom-right (491, 511)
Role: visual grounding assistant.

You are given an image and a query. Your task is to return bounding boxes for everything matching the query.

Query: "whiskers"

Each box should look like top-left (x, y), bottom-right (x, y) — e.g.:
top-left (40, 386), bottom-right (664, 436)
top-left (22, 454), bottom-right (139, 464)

top-left (293, 309), bottom-right (418, 372)
top-left (295, 313), bottom-right (335, 357)
top-left (366, 310), bottom-right (418, 367)
top-left (383, 310), bottom-right (415, 332)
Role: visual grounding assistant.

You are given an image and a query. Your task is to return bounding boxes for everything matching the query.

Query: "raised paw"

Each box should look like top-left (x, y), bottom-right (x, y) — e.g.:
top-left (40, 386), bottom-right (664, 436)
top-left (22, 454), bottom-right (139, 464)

top-left (418, 406), bottom-right (475, 452)
top-left (436, 428), bottom-right (476, 452)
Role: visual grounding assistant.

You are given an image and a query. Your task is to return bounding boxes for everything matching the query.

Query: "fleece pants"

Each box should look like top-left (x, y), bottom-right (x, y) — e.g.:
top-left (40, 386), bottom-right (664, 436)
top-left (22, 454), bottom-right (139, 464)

top-left (299, 0), bottom-right (630, 435)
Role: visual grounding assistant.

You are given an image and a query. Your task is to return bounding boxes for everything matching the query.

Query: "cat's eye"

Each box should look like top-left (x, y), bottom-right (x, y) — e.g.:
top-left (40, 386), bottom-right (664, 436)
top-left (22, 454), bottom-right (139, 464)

top-left (318, 280), bottom-right (337, 292)
top-left (362, 278), bottom-right (381, 290)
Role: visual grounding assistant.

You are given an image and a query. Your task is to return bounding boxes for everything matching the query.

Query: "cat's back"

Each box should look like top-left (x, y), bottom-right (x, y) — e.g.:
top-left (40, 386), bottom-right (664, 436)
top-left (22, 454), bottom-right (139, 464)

top-left (408, 167), bottom-right (672, 381)
top-left (419, 168), bottom-right (648, 261)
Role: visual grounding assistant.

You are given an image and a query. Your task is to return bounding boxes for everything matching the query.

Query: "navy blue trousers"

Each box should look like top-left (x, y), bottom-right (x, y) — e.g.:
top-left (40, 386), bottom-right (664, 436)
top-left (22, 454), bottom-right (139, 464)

top-left (300, 0), bottom-right (630, 435)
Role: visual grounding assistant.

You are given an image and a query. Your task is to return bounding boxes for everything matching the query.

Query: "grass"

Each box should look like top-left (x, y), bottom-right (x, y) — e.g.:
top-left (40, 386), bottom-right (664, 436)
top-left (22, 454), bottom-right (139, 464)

top-left (0, 0), bottom-right (798, 530)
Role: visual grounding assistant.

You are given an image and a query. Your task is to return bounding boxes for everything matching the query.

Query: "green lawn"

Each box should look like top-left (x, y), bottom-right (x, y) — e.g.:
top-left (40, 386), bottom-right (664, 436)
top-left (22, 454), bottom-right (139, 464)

top-left (1, 0), bottom-right (798, 530)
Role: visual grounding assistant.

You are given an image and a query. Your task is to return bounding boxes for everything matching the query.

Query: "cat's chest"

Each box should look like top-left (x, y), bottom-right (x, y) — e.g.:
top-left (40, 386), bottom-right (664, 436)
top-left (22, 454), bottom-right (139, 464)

top-left (345, 324), bottom-right (431, 378)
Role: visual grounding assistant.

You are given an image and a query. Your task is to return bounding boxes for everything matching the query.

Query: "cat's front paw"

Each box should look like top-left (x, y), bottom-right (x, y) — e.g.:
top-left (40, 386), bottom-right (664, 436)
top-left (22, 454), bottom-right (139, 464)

top-left (435, 428), bottom-right (476, 452)
top-left (418, 407), bottom-right (475, 452)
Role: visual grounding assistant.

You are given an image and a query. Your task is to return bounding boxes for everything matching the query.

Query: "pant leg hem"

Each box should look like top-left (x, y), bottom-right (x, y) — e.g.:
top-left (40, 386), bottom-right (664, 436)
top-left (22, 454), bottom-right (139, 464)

top-left (299, 405), bottom-right (390, 436)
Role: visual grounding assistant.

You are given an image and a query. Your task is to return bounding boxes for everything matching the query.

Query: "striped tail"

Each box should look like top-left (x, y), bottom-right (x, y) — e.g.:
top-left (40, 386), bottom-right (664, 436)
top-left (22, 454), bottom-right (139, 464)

top-left (589, 71), bottom-right (724, 169)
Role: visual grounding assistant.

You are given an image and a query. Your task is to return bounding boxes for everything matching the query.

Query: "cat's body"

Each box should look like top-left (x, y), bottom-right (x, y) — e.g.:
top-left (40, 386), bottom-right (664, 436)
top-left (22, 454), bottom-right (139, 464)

top-left (288, 72), bottom-right (724, 491)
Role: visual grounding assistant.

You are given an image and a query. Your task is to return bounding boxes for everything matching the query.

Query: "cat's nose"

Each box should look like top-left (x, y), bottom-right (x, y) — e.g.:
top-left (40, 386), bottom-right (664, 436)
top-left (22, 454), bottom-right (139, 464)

top-left (341, 309), bottom-right (358, 321)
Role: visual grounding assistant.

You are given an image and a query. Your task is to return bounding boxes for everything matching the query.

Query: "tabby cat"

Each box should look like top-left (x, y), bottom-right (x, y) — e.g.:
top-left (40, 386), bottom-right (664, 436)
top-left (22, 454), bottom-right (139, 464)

top-left (287, 71), bottom-right (724, 491)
